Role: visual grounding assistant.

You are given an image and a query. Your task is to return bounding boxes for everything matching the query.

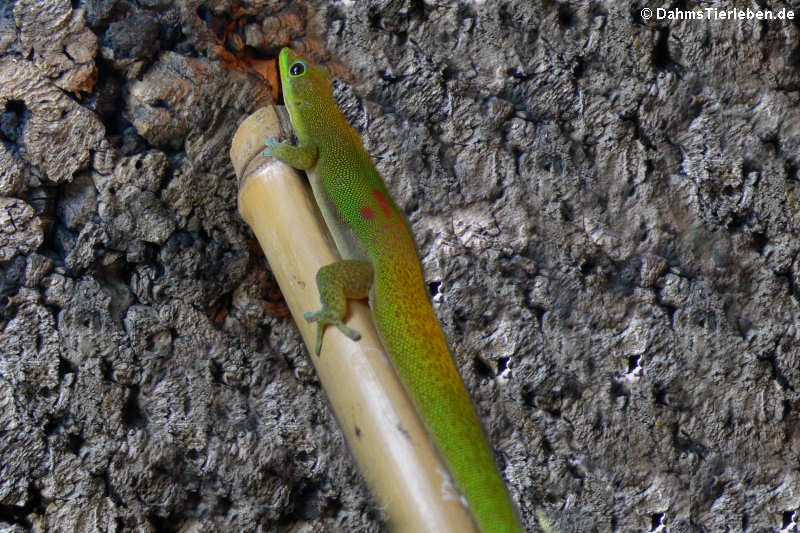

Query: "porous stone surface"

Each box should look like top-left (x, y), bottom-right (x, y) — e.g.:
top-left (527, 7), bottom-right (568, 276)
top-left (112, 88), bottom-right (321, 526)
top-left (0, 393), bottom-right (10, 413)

top-left (0, 56), bottom-right (106, 186)
top-left (13, 0), bottom-right (98, 94)
top-left (0, 198), bottom-right (43, 262)
top-left (1, 0), bottom-right (799, 532)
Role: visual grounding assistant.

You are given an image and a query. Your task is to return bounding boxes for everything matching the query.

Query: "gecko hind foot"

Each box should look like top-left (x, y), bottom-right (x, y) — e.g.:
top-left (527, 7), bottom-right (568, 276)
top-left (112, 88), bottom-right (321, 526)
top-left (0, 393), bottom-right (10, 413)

top-left (304, 308), bottom-right (361, 355)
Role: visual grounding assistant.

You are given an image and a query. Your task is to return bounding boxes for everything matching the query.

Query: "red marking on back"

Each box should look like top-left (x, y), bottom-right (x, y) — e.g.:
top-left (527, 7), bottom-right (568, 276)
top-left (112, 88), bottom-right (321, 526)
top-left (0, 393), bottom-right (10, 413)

top-left (372, 189), bottom-right (393, 218)
top-left (360, 206), bottom-right (376, 220)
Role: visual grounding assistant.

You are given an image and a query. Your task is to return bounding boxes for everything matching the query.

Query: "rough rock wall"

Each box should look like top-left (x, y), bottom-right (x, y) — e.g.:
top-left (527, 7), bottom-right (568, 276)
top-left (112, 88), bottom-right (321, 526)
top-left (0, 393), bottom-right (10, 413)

top-left (2, 1), bottom-right (800, 532)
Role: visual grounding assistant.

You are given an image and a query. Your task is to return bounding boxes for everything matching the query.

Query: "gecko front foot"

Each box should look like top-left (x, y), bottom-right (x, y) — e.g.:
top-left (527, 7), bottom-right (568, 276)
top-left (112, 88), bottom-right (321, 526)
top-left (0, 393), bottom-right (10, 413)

top-left (262, 137), bottom-right (280, 157)
top-left (304, 308), bottom-right (361, 355)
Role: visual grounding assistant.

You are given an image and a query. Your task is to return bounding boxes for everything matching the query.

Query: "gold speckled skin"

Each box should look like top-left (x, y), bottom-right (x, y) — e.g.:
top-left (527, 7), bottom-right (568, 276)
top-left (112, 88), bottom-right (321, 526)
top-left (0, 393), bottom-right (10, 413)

top-left (265, 48), bottom-right (524, 533)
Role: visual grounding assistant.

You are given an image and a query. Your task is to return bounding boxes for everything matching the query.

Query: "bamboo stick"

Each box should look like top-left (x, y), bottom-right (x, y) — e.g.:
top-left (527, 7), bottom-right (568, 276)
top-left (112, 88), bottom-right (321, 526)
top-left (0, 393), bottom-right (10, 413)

top-left (231, 106), bottom-right (480, 533)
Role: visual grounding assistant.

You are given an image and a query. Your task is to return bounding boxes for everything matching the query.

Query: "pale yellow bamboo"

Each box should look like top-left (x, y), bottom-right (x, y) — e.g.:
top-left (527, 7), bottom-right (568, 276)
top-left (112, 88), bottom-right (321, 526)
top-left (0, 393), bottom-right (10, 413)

top-left (231, 106), bottom-right (480, 533)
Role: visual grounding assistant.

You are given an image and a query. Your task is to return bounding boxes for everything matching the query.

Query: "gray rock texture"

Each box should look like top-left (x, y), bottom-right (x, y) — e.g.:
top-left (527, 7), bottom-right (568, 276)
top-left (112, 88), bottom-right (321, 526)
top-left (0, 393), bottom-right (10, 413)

top-left (2, 0), bottom-right (800, 532)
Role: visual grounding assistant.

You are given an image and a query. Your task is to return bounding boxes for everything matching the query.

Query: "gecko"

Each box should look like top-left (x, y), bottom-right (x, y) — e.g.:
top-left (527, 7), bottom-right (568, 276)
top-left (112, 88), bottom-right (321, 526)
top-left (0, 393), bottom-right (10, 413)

top-left (263, 47), bottom-right (527, 533)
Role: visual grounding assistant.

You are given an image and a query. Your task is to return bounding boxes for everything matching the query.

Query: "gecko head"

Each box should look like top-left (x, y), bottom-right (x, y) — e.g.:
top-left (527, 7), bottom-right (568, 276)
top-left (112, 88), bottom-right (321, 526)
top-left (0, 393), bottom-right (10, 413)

top-left (278, 48), bottom-right (333, 121)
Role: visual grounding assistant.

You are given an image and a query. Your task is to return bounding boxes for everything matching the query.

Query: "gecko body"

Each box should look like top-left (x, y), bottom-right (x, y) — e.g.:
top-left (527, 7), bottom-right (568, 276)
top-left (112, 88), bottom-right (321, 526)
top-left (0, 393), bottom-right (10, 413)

top-left (264, 47), bottom-right (525, 533)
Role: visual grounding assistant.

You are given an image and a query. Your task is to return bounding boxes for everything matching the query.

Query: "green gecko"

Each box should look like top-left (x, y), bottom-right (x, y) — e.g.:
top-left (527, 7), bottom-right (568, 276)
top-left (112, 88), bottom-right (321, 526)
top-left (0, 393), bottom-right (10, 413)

top-left (263, 47), bottom-right (526, 533)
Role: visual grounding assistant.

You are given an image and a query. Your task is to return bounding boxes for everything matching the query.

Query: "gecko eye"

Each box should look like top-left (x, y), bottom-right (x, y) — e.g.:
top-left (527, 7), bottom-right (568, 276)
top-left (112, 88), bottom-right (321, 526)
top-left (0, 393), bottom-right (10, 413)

top-left (290, 61), bottom-right (306, 76)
